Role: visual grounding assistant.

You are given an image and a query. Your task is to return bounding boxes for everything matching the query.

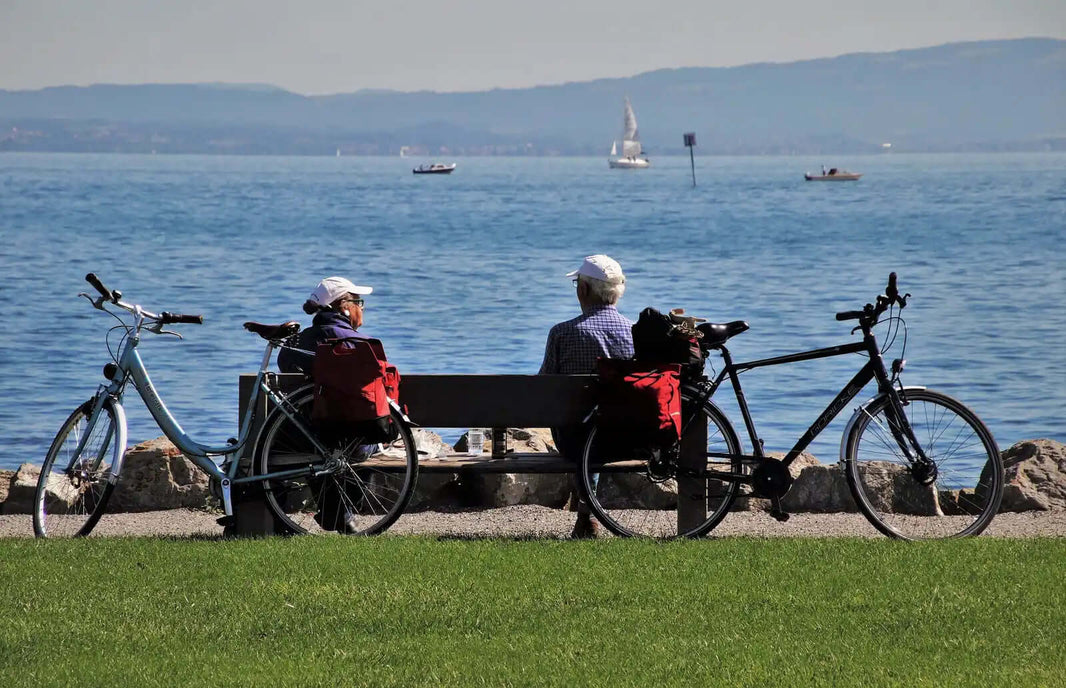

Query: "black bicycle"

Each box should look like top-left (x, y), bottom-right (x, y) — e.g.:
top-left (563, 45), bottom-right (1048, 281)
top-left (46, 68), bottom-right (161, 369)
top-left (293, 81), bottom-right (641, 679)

top-left (578, 273), bottom-right (1004, 540)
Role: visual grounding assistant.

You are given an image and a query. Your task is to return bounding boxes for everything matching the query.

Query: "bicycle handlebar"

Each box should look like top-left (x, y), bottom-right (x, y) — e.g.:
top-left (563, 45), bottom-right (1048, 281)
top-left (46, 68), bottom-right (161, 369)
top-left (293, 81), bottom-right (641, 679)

top-left (83, 273), bottom-right (203, 326)
top-left (835, 272), bottom-right (910, 324)
top-left (160, 312), bottom-right (204, 325)
top-left (85, 273), bottom-right (118, 303)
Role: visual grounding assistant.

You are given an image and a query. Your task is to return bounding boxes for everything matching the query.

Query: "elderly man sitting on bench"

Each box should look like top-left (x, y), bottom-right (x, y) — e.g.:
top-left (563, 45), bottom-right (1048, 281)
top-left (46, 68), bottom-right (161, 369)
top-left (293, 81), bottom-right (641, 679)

top-left (540, 254), bottom-right (633, 538)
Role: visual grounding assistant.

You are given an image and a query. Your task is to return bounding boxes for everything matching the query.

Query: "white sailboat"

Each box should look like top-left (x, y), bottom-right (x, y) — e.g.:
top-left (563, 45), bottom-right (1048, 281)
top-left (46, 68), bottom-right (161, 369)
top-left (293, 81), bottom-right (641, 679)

top-left (608, 98), bottom-right (650, 169)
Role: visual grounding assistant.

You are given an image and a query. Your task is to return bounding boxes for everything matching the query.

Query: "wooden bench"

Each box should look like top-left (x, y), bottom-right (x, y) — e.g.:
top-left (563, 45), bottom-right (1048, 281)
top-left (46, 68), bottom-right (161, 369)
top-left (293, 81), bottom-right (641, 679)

top-left (235, 372), bottom-right (708, 534)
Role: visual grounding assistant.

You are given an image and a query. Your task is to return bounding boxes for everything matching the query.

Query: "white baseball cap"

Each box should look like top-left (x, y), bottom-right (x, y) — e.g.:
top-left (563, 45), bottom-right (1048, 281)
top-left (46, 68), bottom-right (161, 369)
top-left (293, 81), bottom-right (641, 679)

top-left (309, 276), bottom-right (373, 307)
top-left (566, 255), bottom-right (625, 283)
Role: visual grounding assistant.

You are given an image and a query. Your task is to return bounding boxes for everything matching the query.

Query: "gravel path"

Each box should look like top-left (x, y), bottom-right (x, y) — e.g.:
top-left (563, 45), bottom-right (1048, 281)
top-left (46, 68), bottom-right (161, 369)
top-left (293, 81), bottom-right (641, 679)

top-left (2, 507), bottom-right (1065, 539)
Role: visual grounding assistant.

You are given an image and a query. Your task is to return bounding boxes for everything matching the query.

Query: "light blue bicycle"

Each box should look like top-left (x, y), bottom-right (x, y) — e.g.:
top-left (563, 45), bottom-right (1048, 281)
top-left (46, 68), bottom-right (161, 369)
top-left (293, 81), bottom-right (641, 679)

top-left (34, 274), bottom-right (419, 538)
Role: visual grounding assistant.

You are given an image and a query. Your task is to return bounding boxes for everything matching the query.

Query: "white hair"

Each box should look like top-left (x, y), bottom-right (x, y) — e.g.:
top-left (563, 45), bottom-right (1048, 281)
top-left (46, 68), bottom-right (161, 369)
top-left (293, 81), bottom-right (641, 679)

top-left (579, 274), bottom-right (626, 305)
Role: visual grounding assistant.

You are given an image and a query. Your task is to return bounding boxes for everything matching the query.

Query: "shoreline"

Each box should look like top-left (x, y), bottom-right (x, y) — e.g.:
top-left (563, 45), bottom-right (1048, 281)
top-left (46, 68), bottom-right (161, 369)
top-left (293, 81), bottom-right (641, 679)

top-left (3, 507), bottom-right (1065, 539)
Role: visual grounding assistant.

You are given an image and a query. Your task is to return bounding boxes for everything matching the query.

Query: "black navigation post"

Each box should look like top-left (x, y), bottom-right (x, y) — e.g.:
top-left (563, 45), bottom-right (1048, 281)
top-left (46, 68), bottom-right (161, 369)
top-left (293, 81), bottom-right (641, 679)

top-left (683, 132), bottom-right (697, 187)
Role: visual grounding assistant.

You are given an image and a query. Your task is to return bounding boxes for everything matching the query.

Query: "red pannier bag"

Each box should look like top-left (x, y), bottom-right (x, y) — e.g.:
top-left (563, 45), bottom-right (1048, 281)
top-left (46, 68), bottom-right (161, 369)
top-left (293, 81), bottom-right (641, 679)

top-left (594, 359), bottom-right (682, 451)
top-left (311, 337), bottom-right (400, 443)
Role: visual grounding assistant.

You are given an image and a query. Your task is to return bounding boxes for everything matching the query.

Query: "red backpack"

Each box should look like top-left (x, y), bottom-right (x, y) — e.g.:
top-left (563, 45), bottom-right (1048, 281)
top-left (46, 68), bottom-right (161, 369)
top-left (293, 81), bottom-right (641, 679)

top-left (594, 358), bottom-right (682, 451)
top-left (311, 337), bottom-right (400, 443)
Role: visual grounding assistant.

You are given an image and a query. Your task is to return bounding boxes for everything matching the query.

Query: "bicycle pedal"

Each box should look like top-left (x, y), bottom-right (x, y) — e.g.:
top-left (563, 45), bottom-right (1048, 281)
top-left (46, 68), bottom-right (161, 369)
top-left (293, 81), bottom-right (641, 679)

top-left (216, 515), bottom-right (235, 527)
top-left (769, 509), bottom-right (790, 523)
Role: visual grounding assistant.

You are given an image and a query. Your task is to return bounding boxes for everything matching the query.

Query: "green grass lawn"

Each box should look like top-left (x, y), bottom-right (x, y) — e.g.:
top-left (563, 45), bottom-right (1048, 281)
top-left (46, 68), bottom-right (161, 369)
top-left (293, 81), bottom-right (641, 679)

top-left (1, 536), bottom-right (1063, 687)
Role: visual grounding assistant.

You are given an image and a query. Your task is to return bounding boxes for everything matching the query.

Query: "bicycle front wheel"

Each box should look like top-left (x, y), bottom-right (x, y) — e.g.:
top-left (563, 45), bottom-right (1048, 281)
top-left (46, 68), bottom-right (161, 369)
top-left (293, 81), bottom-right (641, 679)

top-left (256, 389), bottom-right (419, 535)
top-left (845, 388), bottom-right (1003, 540)
top-left (34, 400), bottom-right (120, 538)
top-left (579, 392), bottom-right (743, 538)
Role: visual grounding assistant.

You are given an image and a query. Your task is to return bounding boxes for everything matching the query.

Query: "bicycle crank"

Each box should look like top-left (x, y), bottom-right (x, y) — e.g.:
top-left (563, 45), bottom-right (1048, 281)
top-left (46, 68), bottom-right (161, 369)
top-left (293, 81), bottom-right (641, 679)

top-left (751, 458), bottom-right (793, 500)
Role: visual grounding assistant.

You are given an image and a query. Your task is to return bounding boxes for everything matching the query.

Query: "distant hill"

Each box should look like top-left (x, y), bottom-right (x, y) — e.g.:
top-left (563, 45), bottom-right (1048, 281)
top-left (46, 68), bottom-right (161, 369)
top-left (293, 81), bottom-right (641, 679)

top-left (1, 38), bottom-right (1063, 155)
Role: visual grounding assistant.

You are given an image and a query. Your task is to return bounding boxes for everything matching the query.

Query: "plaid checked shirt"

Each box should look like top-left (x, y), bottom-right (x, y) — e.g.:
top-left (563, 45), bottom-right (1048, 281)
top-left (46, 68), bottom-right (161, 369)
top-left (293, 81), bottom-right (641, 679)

top-left (539, 305), bottom-right (634, 374)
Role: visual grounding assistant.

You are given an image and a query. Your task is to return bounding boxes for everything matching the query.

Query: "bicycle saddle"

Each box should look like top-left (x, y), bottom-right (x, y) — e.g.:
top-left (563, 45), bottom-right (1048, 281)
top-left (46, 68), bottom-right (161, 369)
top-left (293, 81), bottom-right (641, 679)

top-left (696, 321), bottom-right (749, 348)
top-left (243, 321), bottom-right (301, 340)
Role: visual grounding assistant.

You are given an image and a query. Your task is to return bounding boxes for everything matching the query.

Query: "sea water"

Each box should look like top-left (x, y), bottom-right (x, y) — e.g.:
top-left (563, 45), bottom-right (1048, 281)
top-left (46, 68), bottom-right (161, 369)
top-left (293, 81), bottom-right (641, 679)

top-left (0, 152), bottom-right (1063, 471)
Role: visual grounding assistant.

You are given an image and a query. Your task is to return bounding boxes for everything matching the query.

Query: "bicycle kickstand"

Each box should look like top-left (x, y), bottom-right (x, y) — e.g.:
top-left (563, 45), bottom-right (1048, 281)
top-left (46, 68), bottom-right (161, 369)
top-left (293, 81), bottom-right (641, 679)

top-left (769, 495), bottom-right (790, 522)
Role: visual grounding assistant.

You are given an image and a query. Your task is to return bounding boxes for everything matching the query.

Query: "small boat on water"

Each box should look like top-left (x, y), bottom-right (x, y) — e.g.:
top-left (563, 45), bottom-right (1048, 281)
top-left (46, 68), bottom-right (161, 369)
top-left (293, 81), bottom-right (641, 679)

top-left (608, 98), bottom-right (650, 169)
top-left (413, 163), bottom-right (456, 175)
top-left (805, 167), bottom-right (861, 181)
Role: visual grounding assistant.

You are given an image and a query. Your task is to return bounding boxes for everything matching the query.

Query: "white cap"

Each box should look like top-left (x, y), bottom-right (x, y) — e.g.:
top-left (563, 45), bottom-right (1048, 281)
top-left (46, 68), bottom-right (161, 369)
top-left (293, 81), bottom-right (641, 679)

top-left (309, 276), bottom-right (373, 307)
top-left (566, 255), bottom-right (625, 283)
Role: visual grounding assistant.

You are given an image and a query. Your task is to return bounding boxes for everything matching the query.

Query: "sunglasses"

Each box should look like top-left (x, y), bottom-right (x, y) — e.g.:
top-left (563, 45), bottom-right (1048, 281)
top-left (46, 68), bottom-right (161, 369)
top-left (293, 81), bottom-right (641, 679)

top-left (341, 296), bottom-right (365, 307)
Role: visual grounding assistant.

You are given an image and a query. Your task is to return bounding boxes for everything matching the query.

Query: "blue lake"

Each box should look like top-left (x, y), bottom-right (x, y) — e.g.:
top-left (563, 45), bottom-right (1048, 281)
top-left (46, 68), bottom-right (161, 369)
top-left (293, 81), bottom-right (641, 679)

top-left (0, 152), bottom-right (1063, 470)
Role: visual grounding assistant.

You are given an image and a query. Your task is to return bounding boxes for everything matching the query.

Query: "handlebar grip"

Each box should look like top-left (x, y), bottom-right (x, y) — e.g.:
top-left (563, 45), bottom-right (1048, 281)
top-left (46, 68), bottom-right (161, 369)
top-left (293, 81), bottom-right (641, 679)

top-left (836, 311), bottom-right (864, 321)
top-left (85, 273), bottom-right (115, 301)
top-left (160, 312), bottom-right (204, 325)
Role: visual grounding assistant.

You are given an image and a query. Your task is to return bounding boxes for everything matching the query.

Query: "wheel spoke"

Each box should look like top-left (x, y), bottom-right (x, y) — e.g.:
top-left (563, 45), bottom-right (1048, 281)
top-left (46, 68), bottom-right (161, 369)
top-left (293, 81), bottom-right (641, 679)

top-left (258, 389), bottom-right (417, 535)
top-left (580, 392), bottom-right (742, 539)
top-left (847, 390), bottom-right (1002, 540)
top-left (35, 403), bottom-right (118, 538)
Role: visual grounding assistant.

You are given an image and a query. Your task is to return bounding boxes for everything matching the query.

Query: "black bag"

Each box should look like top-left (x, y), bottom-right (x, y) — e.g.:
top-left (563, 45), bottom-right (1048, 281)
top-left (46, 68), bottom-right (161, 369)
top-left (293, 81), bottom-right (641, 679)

top-left (631, 307), bottom-right (705, 379)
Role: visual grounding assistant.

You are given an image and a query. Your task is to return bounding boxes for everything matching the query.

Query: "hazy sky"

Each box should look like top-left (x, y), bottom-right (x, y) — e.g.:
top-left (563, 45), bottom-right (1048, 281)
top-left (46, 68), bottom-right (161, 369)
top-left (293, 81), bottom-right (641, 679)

top-left (2, 0), bottom-right (1064, 94)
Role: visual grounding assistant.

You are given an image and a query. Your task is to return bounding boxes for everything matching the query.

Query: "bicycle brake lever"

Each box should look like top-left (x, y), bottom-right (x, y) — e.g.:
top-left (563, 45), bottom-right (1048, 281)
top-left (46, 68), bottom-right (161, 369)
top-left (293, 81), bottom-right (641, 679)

top-left (145, 322), bottom-right (183, 339)
top-left (79, 292), bottom-right (109, 311)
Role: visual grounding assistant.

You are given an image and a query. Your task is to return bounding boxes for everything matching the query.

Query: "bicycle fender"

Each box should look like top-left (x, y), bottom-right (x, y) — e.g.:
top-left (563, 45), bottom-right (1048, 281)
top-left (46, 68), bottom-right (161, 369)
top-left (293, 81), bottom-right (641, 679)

top-left (389, 398), bottom-right (414, 425)
top-left (838, 386), bottom-right (926, 467)
top-left (105, 397), bottom-right (129, 485)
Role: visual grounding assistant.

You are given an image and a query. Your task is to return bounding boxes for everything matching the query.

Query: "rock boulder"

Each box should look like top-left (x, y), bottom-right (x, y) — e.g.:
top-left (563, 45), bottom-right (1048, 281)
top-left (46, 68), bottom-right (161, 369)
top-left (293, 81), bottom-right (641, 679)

top-left (0, 469), bottom-right (14, 508)
top-left (1, 463), bottom-right (41, 514)
top-left (108, 437), bottom-right (213, 512)
top-left (998, 439), bottom-right (1066, 512)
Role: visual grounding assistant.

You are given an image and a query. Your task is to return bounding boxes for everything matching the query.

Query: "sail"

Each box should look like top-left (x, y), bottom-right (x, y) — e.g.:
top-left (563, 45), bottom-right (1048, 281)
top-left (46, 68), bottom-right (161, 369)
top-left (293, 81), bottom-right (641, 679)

top-left (620, 98), bottom-right (642, 157)
top-left (622, 140), bottom-right (642, 157)
top-left (610, 141), bottom-right (617, 156)
top-left (622, 98), bottom-right (639, 142)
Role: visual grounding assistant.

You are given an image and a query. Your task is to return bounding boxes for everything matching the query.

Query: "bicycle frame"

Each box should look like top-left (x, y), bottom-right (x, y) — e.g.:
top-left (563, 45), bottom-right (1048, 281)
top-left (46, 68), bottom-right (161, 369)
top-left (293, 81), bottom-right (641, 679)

top-left (83, 307), bottom-right (330, 515)
top-left (687, 322), bottom-right (924, 480)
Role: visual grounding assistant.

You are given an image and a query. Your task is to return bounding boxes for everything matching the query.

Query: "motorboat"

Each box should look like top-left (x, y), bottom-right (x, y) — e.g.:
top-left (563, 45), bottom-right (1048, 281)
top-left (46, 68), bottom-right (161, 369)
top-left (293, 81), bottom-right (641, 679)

top-left (805, 167), bottom-right (861, 181)
top-left (608, 98), bottom-right (650, 169)
top-left (413, 163), bottom-right (456, 175)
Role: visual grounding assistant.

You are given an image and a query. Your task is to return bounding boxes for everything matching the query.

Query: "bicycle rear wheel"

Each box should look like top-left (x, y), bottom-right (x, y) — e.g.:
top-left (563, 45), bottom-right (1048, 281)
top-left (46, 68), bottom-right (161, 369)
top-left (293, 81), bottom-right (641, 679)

top-left (34, 400), bottom-right (120, 538)
top-left (255, 388), bottom-right (418, 535)
top-left (845, 388), bottom-right (1003, 540)
top-left (579, 392), bottom-right (743, 538)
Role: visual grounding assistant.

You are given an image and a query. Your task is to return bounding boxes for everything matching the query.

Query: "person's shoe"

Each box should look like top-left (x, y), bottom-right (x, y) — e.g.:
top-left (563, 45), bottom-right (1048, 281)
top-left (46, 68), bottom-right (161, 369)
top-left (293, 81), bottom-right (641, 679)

top-left (570, 513), bottom-right (601, 539)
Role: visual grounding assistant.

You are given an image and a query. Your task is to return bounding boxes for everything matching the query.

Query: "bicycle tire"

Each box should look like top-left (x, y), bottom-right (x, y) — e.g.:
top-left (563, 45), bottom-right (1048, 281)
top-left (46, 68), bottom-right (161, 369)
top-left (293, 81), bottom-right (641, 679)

top-left (844, 388), bottom-right (1003, 540)
top-left (34, 400), bottom-right (120, 538)
top-left (578, 389), bottom-right (743, 538)
top-left (255, 387), bottom-right (419, 535)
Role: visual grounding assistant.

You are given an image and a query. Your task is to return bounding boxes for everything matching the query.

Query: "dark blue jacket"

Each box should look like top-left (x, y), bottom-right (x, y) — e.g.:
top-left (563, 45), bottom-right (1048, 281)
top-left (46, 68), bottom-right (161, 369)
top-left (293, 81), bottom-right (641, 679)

top-left (277, 311), bottom-right (370, 375)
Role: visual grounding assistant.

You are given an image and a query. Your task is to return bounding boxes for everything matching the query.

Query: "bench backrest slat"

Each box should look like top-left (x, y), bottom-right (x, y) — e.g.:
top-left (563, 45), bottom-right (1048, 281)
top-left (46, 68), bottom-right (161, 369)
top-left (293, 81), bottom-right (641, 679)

top-left (239, 373), bottom-right (595, 432)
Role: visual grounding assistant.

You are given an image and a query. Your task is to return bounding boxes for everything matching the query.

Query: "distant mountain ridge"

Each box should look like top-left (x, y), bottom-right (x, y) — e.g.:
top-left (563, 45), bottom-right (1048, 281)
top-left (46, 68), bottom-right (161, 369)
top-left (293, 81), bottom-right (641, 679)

top-left (1, 38), bottom-right (1063, 155)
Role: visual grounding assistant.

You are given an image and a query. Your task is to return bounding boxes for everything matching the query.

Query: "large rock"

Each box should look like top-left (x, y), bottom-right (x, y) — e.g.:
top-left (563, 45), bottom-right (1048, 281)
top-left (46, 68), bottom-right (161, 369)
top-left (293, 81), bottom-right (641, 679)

top-left (848, 461), bottom-right (941, 515)
top-left (0, 469), bottom-right (14, 508)
top-left (464, 473), bottom-right (573, 508)
top-left (782, 454), bottom-right (859, 513)
top-left (453, 427), bottom-right (557, 454)
top-left (450, 428), bottom-right (568, 508)
top-left (1, 463), bottom-right (41, 514)
top-left (410, 429), bottom-right (452, 459)
top-left (108, 437), bottom-right (213, 512)
top-left (594, 473), bottom-right (678, 509)
top-left (998, 439), bottom-right (1066, 511)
